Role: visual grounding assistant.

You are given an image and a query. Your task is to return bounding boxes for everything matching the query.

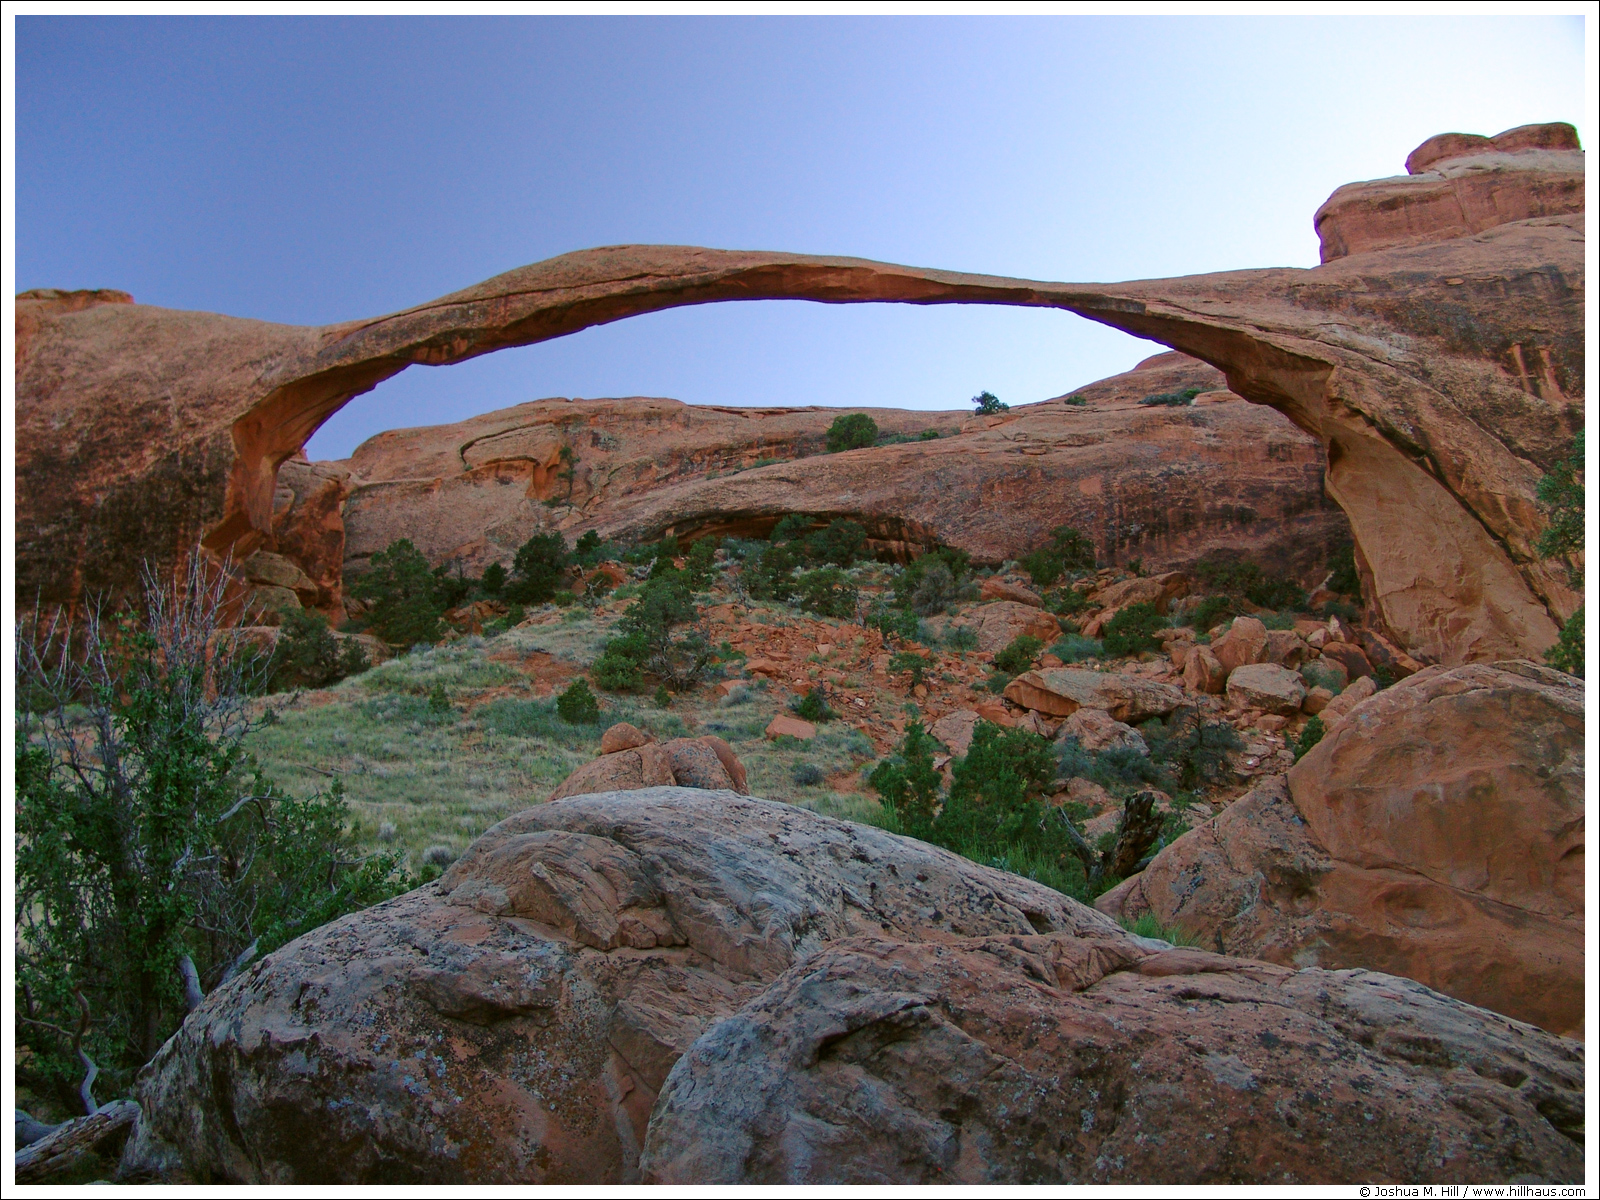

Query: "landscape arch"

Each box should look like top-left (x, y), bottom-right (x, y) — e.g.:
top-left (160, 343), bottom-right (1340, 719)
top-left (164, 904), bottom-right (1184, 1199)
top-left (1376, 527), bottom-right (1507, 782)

top-left (16, 232), bottom-right (1580, 666)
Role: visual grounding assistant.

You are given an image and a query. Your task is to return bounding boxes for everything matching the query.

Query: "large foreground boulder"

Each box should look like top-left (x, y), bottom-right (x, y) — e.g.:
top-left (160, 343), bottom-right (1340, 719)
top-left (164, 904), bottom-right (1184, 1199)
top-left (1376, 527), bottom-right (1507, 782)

top-left (127, 789), bottom-right (1581, 1184)
top-left (641, 937), bottom-right (1582, 1185)
top-left (1097, 661), bottom-right (1584, 1036)
top-left (127, 789), bottom-right (1128, 1184)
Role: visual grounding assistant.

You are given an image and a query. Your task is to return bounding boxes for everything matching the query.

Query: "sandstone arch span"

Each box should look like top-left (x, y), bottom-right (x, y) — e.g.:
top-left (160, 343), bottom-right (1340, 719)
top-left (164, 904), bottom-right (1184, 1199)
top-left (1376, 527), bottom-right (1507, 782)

top-left (15, 127), bottom-right (1582, 664)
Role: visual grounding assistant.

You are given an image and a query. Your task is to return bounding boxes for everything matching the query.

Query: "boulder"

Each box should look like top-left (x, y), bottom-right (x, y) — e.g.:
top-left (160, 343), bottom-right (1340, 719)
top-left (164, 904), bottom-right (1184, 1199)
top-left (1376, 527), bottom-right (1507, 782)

top-left (1302, 685), bottom-right (1335, 715)
top-left (639, 935), bottom-right (1583, 1185)
top-left (1086, 571), bottom-right (1188, 614)
top-left (659, 739), bottom-right (738, 792)
top-left (1003, 668), bottom-right (1184, 723)
top-left (765, 715), bottom-right (817, 740)
top-left (600, 722), bottom-right (653, 754)
top-left (1164, 639), bottom-right (1194, 670)
top-left (1316, 674), bottom-right (1377, 729)
top-left (1262, 628), bottom-right (1307, 668)
top-left (1300, 655), bottom-right (1348, 692)
top-left (929, 709), bottom-right (979, 756)
top-left (1319, 640), bottom-right (1373, 680)
top-left (1210, 616), bottom-right (1268, 674)
top-left (551, 736), bottom-right (748, 800)
top-left (1095, 661), bottom-right (1584, 1037)
top-left (1225, 662), bottom-right (1308, 716)
top-left (955, 602), bottom-right (1061, 654)
top-left (128, 790), bottom-right (1140, 1184)
top-left (550, 743), bottom-right (675, 800)
top-left (1058, 707), bottom-right (1148, 756)
top-left (1181, 644), bottom-right (1226, 694)
top-left (978, 576), bottom-right (1042, 607)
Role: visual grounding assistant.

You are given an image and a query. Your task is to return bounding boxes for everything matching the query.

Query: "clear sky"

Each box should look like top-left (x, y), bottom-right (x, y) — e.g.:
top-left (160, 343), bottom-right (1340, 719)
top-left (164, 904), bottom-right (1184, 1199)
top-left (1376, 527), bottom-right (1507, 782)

top-left (14, 14), bottom-right (1589, 460)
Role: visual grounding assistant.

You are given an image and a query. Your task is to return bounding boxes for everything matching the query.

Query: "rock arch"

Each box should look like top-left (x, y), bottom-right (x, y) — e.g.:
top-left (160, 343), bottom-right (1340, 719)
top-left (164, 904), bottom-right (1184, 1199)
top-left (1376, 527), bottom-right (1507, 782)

top-left (15, 128), bottom-right (1582, 664)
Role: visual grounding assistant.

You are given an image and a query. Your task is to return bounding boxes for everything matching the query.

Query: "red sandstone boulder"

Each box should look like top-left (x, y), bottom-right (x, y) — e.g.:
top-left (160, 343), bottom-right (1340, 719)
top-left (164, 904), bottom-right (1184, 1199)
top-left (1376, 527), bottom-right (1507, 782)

top-left (1004, 668), bottom-right (1183, 722)
top-left (1182, 644), bottom-right (1227, 694)
top-left (1096, 661), bottom-right (1584, 1038)
top-left (978, 576), bottom-right (1042, 607)
top-left (1210, 616), bottom-right (1268, 674)
top-left (1086, 571), bottom-right (1188, 614)
top-left (953, 602), bottom-right (1061, 654)
top-left (639, 935), bottom-right (1582, 1185)
top-left (1224, 663), bottom-right (1307, 716)
top-left (550, 734), bottom-right (748, 800)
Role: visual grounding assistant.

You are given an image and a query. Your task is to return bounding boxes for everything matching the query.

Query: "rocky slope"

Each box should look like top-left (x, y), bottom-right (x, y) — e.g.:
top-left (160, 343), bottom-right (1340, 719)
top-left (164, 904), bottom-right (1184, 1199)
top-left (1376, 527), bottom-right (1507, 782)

top-left (16, 123), bottom-right (1583, 663)
top-left (292, 351), bottom-right (1348, 600)
top-left (125, 790), bottom-right (1583, 1185)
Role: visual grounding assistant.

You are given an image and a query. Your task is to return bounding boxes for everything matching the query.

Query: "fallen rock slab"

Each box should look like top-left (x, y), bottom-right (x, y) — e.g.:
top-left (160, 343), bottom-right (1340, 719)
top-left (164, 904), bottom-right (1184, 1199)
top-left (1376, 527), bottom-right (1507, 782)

top-left (765, 714), bottom-right (817, 740)
top-left (954, 602), bottom-right (1062, 653)
top-left (640, 935), bottom-right (1583, 1185)
top-left (1004, 667), bottom-right (1184, 722)
top-left (1058, 707), bottom-right (1148, 755)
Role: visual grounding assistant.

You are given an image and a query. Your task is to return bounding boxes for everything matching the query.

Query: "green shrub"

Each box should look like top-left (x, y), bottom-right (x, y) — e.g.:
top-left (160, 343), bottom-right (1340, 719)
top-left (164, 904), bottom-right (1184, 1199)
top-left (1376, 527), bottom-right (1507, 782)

top-left (793, 762), bottom-right (827, 786)
top-left (432, 562), bottom-right (473, 610)
top-left (868, 603), bottom-right (921, 643)
top-left (994, 634), bottom-right (1044, 675)
top-left (1121, 912), bottom-right (1201, 947)
top-left (949, 722), bottom-right (1055, 808)
top-left (868, 721), bottom-right (943, 828)
top-left (971, 391), bottom-right (1009, 415)
top-left (805, 519), bottom-right (868, 566)
top-left (1045, 586), bottom-right (1092, 618)
top-left (1101, 602), bottom-right (1165, 658)
top-left (944, 625), bottom-right (979, 652)
top-left (1327, 543), bottom-right (1360, 596)
top-left (1062, 394), bottom-right (1088, 406)
top-left (888, 650), bottom-right (930, 687)
top-left (593, 573), bottom-right (712, 692)
top-left (556, 678), bottom-right (601, 724)
top-left (684, 537), bottom-right (720, 589)
top-left (352, 538), bottom-right (444, 649)
top-left (984, 671), bottom-right (1014, 694)
top-left (1293, 715), bottom-right (1326, 761)
top-left (741, 539), bottom-right (805, 603)
top-left (571, 530), bottom-right (607, 567)
top-left (427, 683), bottom-right (452, 716)
top-left (1143, 709), bottom-right (1244, 790)
top-left (1300, 660), bottom-right (1345, 694)
top-left (826, 413), bottom-right (879, 452)
top-left (793, 568), bottom-right (860, 619)
top-left (507, 531), bottom-right (568, 604)
top-left (791, 688), bottom-right (836, 723)
top-left (266, 608), bottom-right (368, 692)
top-left (1021, 526), bottom-right (1097, 586)
top-left (1188, 594), bottom-right (1237, 633)
top-left (919, 429), bottom-right (941, 440)
top-left (1193, 554), bottom-right (1305, 611)
top-left (1536, 431), bottom-right (1584, 585)
top-left (1546, 609), bottom-right (1584, 677)
top-left (654, 684), bottom-right (673, 709)
top-left (16, 563), bottom-right (406, 1110)
top-left (1050, 634), bottom-right (1102, 663)
top-left (1138, 387), bottom-right (1201, 407)
top-left (482, 562), bottom-right (507, 594)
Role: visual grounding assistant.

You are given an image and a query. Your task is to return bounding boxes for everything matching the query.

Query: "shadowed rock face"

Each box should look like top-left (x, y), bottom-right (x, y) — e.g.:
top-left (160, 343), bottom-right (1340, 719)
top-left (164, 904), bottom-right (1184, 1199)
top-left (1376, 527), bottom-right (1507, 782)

top-left (311, 351), bottom-right (1350, 589)
top-left (16, 124), bottom-right (1582, 662)
top-left (127, 790), bottom-right (1583, 1185)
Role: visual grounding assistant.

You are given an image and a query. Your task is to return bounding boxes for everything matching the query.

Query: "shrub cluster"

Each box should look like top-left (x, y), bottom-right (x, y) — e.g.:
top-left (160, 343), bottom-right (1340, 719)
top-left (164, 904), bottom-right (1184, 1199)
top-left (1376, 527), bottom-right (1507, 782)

top-left (1100, 602), bottom-right (1164, 658)
top-left (592, 567), bottom-right (715, 693)
top-left (825, 413), bottom-right (879, 452)
top-left (1138, 387), bottom-right (1201, 407)
top-left (971, 391), bottom-right (1009, 415)
top-left (1021, 526), bottom-right (1096, 587)
top-left (265, 608), bottom-right (369, 692)
top-left (1191, 553), bottom-right (1306, 613)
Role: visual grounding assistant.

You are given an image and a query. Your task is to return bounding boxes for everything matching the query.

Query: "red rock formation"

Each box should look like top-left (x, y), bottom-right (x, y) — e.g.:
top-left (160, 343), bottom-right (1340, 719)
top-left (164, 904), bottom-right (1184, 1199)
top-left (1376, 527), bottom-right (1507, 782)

top-left (1317, 122), bottom-right (1582, 261)
top-left (1096, 660), bottom-right (1584, 1037)
top-left (16, 124), bottom-right (1583, 663)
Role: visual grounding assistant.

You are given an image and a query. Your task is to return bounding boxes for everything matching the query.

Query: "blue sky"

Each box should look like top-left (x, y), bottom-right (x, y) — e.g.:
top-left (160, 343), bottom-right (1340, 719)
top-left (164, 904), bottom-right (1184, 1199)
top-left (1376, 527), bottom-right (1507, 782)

top-left (15, 14), bottom-right (1588, 459)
